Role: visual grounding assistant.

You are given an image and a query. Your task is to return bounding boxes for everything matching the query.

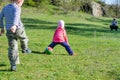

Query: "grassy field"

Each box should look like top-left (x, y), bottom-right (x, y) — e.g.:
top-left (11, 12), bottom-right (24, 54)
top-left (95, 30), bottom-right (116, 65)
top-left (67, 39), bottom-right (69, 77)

top-left (0, 7), bottom-right (120, 80)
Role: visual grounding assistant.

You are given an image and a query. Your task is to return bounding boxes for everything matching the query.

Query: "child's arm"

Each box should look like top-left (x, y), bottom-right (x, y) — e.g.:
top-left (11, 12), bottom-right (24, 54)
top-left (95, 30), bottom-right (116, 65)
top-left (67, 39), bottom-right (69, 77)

top-left (10, 7), bottom-right (21, 33)
top-left (63, 29), bottom-right (69, 45)
top-left (13, 7), bottom-right (21, 27)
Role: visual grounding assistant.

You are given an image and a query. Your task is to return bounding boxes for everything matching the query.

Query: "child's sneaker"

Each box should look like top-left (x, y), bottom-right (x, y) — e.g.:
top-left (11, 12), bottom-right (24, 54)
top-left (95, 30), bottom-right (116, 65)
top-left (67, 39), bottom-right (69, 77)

top-left (10, 66), bottom-right (16, 71)
top-left (22, 49), bottom-right (31, 54)
top-left (70, 53), bottom-right (76, 56)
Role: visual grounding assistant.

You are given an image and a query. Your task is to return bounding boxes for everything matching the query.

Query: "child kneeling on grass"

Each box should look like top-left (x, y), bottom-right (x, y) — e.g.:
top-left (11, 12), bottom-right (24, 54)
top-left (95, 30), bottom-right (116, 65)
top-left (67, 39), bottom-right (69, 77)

top-left (44, 20), bottom-right (75, 56)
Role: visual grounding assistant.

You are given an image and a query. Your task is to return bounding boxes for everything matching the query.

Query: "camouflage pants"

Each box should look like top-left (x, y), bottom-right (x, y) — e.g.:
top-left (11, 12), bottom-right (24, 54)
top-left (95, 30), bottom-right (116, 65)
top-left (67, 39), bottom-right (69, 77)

top-left (6, 28), bottom-right (29, 66)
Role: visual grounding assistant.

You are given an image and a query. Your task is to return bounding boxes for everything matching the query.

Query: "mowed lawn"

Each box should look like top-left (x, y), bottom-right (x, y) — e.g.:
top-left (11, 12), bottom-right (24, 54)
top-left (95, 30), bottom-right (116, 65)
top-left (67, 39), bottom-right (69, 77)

top-left (0, 8), bottom-right (120, 80)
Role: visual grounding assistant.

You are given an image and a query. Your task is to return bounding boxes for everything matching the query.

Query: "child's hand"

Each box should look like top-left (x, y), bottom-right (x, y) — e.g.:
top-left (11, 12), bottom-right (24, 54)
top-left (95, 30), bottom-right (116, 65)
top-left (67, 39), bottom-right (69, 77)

top-left (10, 25), bottom-right (17, 33)
top-left (66, 42), bottom-right (69, 45)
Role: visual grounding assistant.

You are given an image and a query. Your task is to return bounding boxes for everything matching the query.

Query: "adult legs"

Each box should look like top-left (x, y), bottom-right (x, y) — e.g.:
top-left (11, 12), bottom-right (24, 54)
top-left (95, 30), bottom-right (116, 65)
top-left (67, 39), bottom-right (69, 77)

top-left (110, 25), bottom-right (113, 31)
top-left (115, 25), bottom-right (118, 31)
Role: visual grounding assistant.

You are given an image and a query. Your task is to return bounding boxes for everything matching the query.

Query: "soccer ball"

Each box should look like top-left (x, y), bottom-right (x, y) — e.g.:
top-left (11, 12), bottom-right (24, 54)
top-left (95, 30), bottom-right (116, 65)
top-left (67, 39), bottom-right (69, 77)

top-left (45, 47), bottom-right (53, 55)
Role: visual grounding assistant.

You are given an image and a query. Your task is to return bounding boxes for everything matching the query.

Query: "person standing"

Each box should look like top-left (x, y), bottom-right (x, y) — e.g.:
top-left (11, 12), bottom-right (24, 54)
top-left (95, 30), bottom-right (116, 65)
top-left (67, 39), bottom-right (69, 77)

top-left (0, 0), bottom-right (31, 71)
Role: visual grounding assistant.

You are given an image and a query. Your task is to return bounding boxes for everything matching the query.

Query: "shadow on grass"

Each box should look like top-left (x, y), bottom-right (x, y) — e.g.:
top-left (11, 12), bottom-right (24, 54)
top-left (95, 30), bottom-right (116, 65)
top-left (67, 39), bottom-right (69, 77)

top-left (53, 54), bottom-right (68, 56)
top-left (85, 17), bottom-right (111, 24)
top-left (22, 17), bottom-right (119, 37)
top-left (32, 51), bottom-right (67, 56)
top-left (0, 64), bottom-right (11, 72)
top-left (0, 63), bottom-right (7, 67)
top-left (32, 51), bottom-right (45, 54)
top-left (22, 18), bottom-right (56, 30)
top-left (0, 69), bottom-right (11, 72)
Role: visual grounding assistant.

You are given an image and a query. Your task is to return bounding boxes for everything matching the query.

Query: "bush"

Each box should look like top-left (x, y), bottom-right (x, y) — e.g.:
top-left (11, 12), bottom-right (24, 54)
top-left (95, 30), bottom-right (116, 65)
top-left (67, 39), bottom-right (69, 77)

top-left (24, 0), bottom-right (36, 7)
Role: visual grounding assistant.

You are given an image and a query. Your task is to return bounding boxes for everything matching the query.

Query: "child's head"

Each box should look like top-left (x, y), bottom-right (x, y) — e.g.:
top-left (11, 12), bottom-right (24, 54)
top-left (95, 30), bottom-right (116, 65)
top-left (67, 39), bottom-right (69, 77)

top-left (113, 18), bottom-right (116, 20)
top-left (11, 0), bottom-right (23, 2)
top-left (58, 20), bottom-right (65, 28)
top-left (11, 0), bottom-right (24, 6)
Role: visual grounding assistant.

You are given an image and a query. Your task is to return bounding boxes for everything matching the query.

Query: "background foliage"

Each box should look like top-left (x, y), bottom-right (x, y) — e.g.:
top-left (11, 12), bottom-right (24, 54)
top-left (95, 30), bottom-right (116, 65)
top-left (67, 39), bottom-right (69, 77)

top-left (0, 0), bottom-right (120, 18)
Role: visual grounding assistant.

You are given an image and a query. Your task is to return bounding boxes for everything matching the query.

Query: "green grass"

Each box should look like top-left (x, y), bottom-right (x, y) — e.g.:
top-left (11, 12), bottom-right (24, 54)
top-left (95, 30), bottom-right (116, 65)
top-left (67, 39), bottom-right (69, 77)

top-left (0, 7), bottom-right (120, 80)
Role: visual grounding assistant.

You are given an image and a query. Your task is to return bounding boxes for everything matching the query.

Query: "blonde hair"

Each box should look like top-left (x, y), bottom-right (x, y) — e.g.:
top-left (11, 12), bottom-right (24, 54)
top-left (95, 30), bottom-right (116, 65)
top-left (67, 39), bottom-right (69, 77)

top-left (10, 0), bottom-right (20, 2)
top-left (58, 20), bottom-right (65, 28)
top-left (10, 0), bottom-right (16, 2)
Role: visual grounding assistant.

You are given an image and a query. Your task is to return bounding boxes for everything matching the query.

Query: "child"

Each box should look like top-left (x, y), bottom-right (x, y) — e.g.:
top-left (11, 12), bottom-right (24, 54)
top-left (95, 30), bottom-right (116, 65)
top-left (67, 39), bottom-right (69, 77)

top-left (0, 0), bottom-right (31, 71)
top-left (44, 20), bottom-right (75, 56)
